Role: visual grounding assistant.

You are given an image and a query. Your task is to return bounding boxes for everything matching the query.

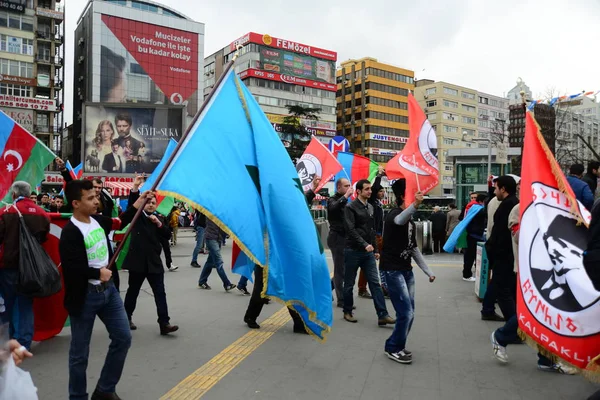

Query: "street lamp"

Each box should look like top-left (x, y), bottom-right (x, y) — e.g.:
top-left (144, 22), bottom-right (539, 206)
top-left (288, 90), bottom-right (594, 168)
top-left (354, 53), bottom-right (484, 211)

top-left (463, 132), bottom-right (492, 180)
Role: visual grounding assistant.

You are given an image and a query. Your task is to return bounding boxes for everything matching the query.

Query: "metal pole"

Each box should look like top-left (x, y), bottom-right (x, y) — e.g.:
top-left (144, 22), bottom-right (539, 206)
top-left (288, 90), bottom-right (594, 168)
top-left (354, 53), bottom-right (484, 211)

top-left (106, 54), bottom-right (239, 270)
top-left (487, 137), bottom-right (492, 178)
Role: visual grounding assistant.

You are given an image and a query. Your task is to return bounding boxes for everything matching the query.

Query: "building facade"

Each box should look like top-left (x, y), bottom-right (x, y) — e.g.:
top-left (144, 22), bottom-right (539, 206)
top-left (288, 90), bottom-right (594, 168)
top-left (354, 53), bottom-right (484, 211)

top-left (71, 0), bottom-right (204, 174)
top-left (555, 96), bottom-right (600, 169)
top-left (0, 0), bottom-right (64, 157)
top-left (414, 80), bottom-right (480, 197)
top-left (204, 32), bottom-right (337, 147)
top-left (477, 91), bottom-right (508, 145)
top-left (336, 57), bottom-right (414, 164)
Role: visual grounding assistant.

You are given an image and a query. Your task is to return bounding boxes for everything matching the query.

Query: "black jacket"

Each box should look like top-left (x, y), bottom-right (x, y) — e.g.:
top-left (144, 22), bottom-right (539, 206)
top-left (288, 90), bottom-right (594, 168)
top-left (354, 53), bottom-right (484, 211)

top-left (486, 194), bottom-right (519, 264)
top-left (585, 201), bottom-right (600, 291)
top-left (429, 211), bottom-right (447, 234)
top-left (368, 176), bottom-right (384, 234)
top-left (583, 172), bottom-right (598, 196)
top-left (194, 212), bottom-right (206, 228)
top-left (204, 219), bottom-right (223, 242)
top-left (466, 207), bottom-right (487, 239)
top-left (344, 199), bottom-right (377, 252)
top-left (120, 191), bottom-right (171, 274)
top-left (60, 215), bottom-right (121, 316)
top-left (327, 192), bottom-right (349, 235)
top-left (380, 207), bottom-right (416, 271)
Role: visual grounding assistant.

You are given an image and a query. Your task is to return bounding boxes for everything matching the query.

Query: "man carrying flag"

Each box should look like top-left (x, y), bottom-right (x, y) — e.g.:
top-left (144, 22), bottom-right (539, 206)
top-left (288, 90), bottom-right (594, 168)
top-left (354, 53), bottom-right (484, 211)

top-left (386, 93), bottom-right (439, 204)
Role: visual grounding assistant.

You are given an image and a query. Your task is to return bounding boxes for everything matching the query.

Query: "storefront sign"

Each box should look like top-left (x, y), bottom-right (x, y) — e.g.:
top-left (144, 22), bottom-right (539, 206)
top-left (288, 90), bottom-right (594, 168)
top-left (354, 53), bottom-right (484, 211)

top-left (43, 174), bottom-right (135, 184)
top-left (0, 74), bottom-right (37, 86)
top-left (368, 133), bottom-right (408, 144)
top-left (0, 95), bottom-right (56, 111)
top-left (36, 7), bottom-right (64, 20)
top-left (0, 107), bottom-right (33, 132)
top-left (239, 68), bottom-right (336, 92)
top-left (368, 147), bottom-right (398, 156)
top-left (229, 32), bottom-right (337, 61)
top-left (0, 1), bottom-right (25, 13)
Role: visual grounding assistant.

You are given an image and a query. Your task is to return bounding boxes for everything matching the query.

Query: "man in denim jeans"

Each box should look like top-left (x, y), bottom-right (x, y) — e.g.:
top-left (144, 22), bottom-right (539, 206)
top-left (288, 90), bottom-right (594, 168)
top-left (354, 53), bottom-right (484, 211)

top-left (380, 179), bottom-right (435, 364)
top-left (60, 180), bottom-right (132, 400)
top-left (190, 211), bottom-right (206, 268)
top-left (342, 179), bottom-right (395, 326)
top-left (198, 219), bottom-right (236, 291)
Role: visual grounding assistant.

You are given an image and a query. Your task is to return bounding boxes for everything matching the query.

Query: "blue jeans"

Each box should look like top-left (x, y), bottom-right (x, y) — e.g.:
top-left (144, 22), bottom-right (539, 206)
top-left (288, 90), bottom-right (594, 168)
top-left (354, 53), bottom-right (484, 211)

top-left (191, 226), bottom-right (206, 263)
top-left (0, 269), bottom-right (34, 349)
top-left (342, 249), bottom-right (389, 318)
top-left (382, 270), bottom-right (415, 353)
top-left (69, 282), bottom-right (131, 400)
top-left (198, 240), bottom-right (232, 288)
top-left (237, 265), bottom-right (256, 289)
top-left (494, 315), bottom-right (553, 366)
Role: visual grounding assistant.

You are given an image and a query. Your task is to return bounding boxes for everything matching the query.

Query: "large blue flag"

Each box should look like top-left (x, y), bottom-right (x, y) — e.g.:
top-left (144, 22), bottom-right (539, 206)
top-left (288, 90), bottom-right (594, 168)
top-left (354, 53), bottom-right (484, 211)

top-left (443, 204), bottom-right (484, 252)
top-left (154, 68), bottom-right (332, 340)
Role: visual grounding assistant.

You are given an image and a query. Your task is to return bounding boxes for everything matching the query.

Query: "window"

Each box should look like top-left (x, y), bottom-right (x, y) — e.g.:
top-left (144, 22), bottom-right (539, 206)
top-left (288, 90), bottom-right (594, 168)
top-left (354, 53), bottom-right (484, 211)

top-left (426, 87), bottom-right (436, 96)
top-left (479, 96), bottom-right (489, 105)
top-left (462, 104), bottom-right (476, 113)
top-left (36, 113), bottom-right (49, 128)
top-left (0, 83), bottom-right (31, 97)
top-left (444, 87), bottom-right (458, 96)
top-left (479, 109), bottom-right (488, 116)
top-left (0, 58), bottom-right (33, 78)
top-left (443, 100), bottom-right (458, 108)
top-left (444, 164), bottom-right (453, 172)
top-left (0, 13), bottom-right (33, 31)
top-left (443, 138), bottom-right (455, 145)
top-left (426, 113), bottom-right (436, 121)
top-left (366, 82), bottom-right (408, 96)
top-left (463, 129), bottom-right (475, 136)
top-left (426, 100), bottom-right (437, 107)
top-left (364, 67), bottom-right (414, 84)
top-left (462, 116), bottom-right (475, 124)
top-left (478, 120), bottom-right (489, 128)
top-left (132, 1), bottom-right (159, 12)
top-left (365, 96), bottom-right (408, 110)
top-left (444, 125), bottom-right (458, 133)
top-left (0, 35), bottom-right (33, 56)
top-left (443, 112), bottom-right (457, 121)
top-left (462, 92), bottom-right (475, 100)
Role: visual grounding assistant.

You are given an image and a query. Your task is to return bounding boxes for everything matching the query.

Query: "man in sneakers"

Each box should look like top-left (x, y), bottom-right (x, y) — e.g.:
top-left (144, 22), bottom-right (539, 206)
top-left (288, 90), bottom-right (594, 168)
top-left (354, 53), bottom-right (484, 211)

top-left (342, 179), bottom-right (394, 326)
top-left (380, 179), bottom-right (435, 364)
top-left (491, 202), bottom-right (576, 375)
top-left (60, 180), bottom-right (131, 400)
top-left (327, 178), bottom-right (354, 307)
top-left (121, 178), bottom-right (179, 335)
top-left (197, 219), bottom-right (236, 291)
top-left (190, 210), bottom-right (207, 268)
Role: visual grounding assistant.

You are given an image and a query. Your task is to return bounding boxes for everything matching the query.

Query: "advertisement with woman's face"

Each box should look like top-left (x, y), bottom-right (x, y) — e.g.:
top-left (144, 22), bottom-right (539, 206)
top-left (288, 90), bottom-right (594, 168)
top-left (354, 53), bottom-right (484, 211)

top-left (83, 105), bottom-right (183, 175)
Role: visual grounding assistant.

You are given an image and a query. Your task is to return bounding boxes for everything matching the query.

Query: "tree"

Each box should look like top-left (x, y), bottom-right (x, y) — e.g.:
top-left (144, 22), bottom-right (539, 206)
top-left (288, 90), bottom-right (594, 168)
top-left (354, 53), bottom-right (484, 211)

top-left (278, 105), bottom-right (321, 163)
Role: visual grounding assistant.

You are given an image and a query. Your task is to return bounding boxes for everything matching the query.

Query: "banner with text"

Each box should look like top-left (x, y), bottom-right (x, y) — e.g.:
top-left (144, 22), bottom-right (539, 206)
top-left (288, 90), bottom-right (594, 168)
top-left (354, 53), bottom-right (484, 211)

top-left (240, 68), bottom-right (336, 92)
top-left (83, 105), bottom-right (183, 175)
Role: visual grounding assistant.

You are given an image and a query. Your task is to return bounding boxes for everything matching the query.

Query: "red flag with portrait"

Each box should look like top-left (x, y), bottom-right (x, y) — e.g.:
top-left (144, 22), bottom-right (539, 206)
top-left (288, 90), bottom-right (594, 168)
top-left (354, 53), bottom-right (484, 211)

top-left (296, 136), bottom-right (342, 192)
top-left (386, 93), bottom-right (439, 205)
top-left (518, 112), bottom-right (599, 375)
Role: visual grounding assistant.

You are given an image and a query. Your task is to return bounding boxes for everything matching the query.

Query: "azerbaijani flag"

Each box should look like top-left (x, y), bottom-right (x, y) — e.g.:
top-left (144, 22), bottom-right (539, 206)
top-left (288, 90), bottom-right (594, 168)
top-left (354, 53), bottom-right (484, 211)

top-left (0, 111), bottom-right (56, 203)
top-left (334, 152), bottom-right (379, 186)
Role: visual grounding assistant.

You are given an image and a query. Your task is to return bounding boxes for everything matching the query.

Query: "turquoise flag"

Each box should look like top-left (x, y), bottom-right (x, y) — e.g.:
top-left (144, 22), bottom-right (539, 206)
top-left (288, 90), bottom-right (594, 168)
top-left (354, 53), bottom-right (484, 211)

top-left (154, 68), bottom-right (332, 340)
top-left (443, 204), bottom-right (485, 252)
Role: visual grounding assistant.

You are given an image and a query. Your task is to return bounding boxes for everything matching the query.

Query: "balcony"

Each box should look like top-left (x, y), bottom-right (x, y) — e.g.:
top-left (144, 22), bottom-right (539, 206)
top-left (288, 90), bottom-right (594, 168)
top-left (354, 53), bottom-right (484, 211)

top-left (35, 54), bottom-right (52, 64)
top-left (35, 30), bottom-right (53, 40)
top-left (34, 125), bottom-right (53, 134)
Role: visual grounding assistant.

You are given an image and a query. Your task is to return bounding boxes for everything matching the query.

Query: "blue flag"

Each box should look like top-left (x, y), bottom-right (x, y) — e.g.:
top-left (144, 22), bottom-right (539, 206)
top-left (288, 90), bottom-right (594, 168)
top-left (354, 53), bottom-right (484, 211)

top-left (443, 204), bottom-right (485, 252)
top-left (154, 69), bottom-right (332, 340)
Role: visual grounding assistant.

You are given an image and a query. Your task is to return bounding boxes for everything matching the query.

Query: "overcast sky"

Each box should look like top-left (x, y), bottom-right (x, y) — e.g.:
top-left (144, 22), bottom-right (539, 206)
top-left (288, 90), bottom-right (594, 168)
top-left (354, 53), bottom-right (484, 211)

top-left (63, 0), bottom-right (600, 124)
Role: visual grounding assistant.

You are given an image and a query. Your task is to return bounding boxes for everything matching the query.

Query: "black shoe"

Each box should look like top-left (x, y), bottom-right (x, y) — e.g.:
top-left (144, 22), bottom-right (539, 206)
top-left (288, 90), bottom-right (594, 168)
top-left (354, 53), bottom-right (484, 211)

top-left (244, 318), bottom-right (260, 329)
top-left (225, 284), bottom-right (237, 291)
top-left (358, 290), bottom-right (372, 299)
top-left (160, 324), bottom-right (179, 335)
top-left (129, 320), bottom-right (137, 330)
top-left (481, 313), bottom-right (505, 322)
top-left (293, 325), bottom-right (309, 334)
top-left (237, 287), bottom-right (251, 295)
top-left (91, 389), bottom-right (122, 400)
top-left (190, 261), bottom-right (201, 268)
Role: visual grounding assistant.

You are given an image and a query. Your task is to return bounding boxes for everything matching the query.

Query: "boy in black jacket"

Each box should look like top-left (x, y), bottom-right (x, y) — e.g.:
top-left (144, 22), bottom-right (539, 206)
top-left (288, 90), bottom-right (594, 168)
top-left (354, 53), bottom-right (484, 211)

top-left (60, 179), bottom-right (131, 400)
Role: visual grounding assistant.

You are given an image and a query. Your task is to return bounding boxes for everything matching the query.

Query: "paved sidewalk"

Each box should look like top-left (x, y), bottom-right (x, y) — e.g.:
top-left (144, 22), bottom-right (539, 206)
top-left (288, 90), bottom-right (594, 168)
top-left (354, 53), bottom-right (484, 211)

top-left (25, 230), bottom-right (599, 399)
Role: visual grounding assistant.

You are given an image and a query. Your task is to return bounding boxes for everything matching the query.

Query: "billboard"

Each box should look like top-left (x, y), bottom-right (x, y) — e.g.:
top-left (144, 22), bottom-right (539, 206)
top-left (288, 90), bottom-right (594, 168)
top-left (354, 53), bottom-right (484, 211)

top-left (99, 14), bottom-right (200, 113)
top-left (83, 105), bottom-right (183, 175)
top-left (240, 69), bottom-right (336, 92)
top-left (1, 108), bottom-right (33, 132)
top-left (259, 46), bottom-right (335, 85)
top-left (228, 32), bottom-right (337, 61)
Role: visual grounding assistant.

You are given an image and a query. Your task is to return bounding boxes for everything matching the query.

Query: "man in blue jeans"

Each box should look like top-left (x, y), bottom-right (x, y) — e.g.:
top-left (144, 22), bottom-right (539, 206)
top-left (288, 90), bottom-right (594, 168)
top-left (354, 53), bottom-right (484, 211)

top-left (0, 181), bottom-right (50, 351)
top-left (380, 179), bottom-right (435, 364)
top-left (60, 179), bottom-right (132, 400)
top-left (190, 211), bottom-right (206, 268)
top-left (342, 179), bottom-right (395, 326)
top-left (198, 219), bottom-right (236, 291)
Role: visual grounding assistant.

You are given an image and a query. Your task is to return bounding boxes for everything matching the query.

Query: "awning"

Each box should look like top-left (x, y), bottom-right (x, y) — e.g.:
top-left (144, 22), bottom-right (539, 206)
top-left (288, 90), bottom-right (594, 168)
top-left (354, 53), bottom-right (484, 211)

top-left (104, 181), bottom-right (133, 198)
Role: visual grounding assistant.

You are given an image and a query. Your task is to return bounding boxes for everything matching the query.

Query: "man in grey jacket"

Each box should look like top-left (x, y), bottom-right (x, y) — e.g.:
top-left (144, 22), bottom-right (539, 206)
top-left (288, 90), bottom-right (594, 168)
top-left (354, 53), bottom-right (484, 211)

top-left (197, 219), bottom-right (236, 291)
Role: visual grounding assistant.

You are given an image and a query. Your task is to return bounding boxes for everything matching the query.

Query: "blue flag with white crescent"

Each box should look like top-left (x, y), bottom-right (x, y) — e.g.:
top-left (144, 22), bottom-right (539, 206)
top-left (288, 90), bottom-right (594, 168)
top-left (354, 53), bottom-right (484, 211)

top-left (153, 68), bottom-right (332, 340)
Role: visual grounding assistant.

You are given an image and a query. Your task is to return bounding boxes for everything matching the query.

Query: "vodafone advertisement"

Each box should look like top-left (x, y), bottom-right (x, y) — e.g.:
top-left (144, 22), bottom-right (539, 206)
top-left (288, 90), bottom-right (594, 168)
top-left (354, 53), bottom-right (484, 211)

top-left (240, 69), bottom-right (336, 92)
top-left (100, 15), bottom-right (199, 106)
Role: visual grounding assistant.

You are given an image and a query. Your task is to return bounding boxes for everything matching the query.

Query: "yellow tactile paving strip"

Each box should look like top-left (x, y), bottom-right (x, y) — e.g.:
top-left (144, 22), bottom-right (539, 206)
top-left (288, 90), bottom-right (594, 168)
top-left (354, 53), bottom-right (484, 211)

top-left (160, 306), bottom-right (291, 399)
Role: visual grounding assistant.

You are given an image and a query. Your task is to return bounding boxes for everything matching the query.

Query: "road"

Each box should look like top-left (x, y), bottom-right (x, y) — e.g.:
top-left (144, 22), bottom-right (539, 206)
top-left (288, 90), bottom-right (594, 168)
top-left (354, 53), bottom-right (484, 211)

top-left (25, 229), bottom-right (599, 399)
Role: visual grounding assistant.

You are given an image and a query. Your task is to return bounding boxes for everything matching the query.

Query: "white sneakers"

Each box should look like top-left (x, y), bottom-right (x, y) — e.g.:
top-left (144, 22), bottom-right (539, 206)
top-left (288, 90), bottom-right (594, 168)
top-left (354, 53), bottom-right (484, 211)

top-left (463, 276), bottom-right (476, 282)
top-left (491, 331), bottom-right (508, 363)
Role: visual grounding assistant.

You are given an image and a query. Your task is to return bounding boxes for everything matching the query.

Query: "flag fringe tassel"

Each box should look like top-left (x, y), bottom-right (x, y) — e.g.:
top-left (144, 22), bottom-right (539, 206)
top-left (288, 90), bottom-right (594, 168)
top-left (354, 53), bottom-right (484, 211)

top-left (518, 329), bottom-right (600, 382)
top-left (159, 190), bottom-right (332, 343)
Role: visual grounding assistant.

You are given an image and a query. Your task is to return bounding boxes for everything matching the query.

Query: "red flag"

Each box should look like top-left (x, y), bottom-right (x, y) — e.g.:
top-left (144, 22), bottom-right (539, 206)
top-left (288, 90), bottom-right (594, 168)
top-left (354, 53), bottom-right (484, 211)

top-left (518, 112), bottom-right (598, 374)
top-left (386, 93), bottom-right (439, 204)
top-left (296, 136), bottom-right (343, 192)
